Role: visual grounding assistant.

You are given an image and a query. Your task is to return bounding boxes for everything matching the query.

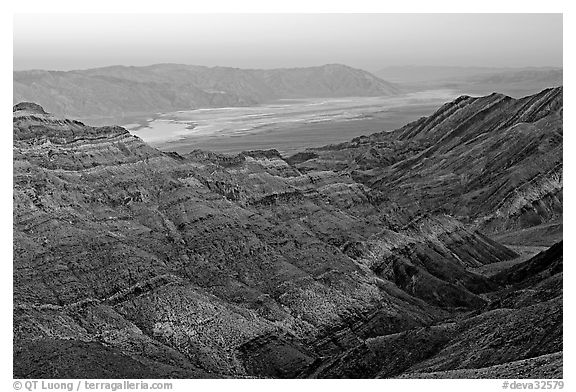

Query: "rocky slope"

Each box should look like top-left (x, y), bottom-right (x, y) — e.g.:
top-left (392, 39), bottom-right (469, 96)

top-left (303, 242), bottom-right (562, 379)
top-left (13, 64), bottom-right (399, 122)
top-left (13, 87), bottom-right (562, 378)
top-left (292, 87), bottom-right (562, 239)
top-left (397, 352), bottom-right (563, 379)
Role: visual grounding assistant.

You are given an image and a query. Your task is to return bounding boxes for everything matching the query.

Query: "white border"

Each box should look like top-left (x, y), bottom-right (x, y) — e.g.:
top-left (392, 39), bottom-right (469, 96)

top-left (2, 3), bottom-right (572, 391)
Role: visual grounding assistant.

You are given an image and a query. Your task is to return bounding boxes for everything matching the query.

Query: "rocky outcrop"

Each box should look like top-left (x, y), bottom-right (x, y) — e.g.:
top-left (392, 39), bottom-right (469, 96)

top-left (13, 102), bottom-right (47, 114)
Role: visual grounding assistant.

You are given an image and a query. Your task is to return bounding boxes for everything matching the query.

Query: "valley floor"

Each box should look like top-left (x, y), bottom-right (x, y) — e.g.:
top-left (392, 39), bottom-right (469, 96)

top-left (122, 91), bottom-right (460, 155)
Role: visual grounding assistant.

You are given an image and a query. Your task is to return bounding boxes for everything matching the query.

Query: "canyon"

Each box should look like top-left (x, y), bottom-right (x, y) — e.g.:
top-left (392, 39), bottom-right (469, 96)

top-left (13, 86), bottom-right (563, 378)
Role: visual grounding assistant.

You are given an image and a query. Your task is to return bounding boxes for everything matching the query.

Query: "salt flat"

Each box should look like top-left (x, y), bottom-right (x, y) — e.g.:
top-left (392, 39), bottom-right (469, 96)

top-left (125, 90), bottom-right (461, 155)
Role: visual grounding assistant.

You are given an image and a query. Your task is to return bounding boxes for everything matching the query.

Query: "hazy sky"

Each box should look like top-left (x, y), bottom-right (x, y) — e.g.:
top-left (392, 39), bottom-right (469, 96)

top-left (13, 13), bottom-right (562, 71)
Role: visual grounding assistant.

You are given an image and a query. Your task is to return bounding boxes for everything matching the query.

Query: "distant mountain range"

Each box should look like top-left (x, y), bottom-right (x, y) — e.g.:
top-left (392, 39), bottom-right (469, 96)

top-left (14, 63), bottom-right (562, 125)
top-left (376, 65), bottom-right (562, 97)
top-left (13, 63), bottom-right (400, 122)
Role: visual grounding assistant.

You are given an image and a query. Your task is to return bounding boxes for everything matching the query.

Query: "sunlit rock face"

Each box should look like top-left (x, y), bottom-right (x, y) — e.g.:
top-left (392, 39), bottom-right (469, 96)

top-left (13, 87), bottom-right (562, 379)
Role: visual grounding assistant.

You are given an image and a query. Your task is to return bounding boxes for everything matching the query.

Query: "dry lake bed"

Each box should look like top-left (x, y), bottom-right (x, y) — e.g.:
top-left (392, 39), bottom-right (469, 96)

top-left (125, 90), bottom-right (461, 156)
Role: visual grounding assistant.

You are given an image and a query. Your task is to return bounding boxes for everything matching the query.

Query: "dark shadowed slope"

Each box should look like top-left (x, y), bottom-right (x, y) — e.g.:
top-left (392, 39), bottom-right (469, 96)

top-left (13, 64), bottom-right (399, 122)
top-left (305, 242), bottom-right (562, 379)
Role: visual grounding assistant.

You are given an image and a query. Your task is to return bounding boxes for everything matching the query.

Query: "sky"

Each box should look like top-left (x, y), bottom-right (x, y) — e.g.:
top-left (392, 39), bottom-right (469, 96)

top-left (13, 13), bottom-right (563, 72)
